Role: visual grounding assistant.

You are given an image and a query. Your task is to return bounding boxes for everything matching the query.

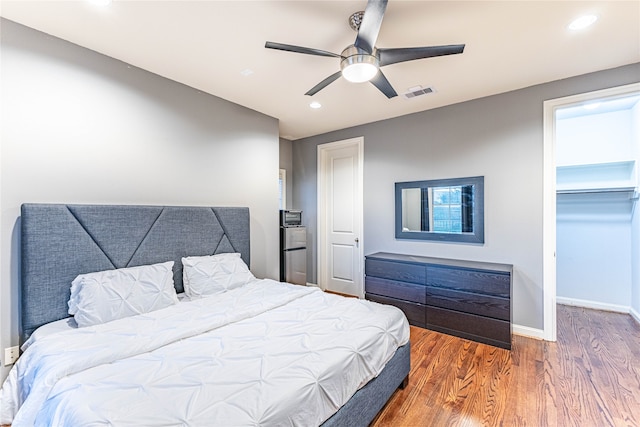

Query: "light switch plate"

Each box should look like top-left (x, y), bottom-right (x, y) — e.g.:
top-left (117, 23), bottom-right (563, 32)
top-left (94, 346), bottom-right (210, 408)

top-left (4, 346), bottom-right (19, 366)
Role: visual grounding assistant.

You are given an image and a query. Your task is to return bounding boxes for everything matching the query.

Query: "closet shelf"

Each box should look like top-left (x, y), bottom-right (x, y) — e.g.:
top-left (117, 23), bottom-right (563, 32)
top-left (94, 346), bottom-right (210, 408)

top-left (556, 160), bottom-right (637, 195)
top-left (556, 187), bottom-right (638, 206)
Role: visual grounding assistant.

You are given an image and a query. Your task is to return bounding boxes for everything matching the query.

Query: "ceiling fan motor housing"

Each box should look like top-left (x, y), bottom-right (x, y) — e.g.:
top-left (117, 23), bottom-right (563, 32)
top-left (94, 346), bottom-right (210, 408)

top-left (340, 45), bottom-right (379, 83)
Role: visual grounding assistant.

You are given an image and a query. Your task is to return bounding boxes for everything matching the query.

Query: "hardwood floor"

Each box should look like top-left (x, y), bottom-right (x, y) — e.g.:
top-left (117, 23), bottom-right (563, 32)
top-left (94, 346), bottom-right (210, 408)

top-left (372, 305), bottom-right (640, 427)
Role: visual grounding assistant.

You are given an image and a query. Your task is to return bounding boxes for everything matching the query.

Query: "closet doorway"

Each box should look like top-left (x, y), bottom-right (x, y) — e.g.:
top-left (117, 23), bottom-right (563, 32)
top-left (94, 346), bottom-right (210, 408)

top-left (543, 83), bottom-right (640, 341)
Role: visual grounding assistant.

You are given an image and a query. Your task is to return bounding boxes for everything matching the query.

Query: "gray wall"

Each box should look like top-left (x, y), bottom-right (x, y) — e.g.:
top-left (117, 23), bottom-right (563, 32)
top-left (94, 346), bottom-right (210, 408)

top-left (0, 19), bottom-right (280, 379)
top-left (292, 62), bottom-right (640, 332)
top-left (557, 211), bottom-right (632, 306)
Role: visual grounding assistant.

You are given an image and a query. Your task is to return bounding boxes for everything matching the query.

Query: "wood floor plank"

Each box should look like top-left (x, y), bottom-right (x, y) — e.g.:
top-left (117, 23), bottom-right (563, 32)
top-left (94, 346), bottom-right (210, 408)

top-left (540, 337), bottom-right (558, 426)
top-left (371, 305), bottom-right (640, 427)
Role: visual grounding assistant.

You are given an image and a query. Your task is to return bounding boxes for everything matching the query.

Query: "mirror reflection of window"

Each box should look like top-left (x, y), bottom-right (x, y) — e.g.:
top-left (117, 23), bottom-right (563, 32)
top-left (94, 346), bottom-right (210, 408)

top-left (430, 186), bottom-right (454, 232)
top-left (402, 185), bottom-right (474, 233)
top-left (432, 185), bottom-right (474, 233)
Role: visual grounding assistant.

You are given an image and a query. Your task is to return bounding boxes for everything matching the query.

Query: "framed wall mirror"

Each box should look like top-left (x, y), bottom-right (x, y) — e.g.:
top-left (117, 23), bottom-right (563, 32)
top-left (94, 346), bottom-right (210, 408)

top-left (395, 176), bottom-right (484, 243)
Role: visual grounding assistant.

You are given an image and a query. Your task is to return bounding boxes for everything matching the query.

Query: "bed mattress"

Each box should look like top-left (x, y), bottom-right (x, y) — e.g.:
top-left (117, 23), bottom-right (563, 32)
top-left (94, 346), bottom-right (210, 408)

top-left (1, 279), bottom-right (409, 426)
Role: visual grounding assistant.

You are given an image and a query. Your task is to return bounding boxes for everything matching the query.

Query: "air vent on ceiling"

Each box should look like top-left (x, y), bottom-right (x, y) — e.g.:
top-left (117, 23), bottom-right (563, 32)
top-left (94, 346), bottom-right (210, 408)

top-left (403, 85), bottom-right (435, 99)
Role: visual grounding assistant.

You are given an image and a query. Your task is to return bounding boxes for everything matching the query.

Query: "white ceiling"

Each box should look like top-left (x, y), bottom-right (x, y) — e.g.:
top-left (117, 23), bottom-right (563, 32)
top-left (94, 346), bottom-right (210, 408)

top-left (1, 1), bottom-right (639, 140)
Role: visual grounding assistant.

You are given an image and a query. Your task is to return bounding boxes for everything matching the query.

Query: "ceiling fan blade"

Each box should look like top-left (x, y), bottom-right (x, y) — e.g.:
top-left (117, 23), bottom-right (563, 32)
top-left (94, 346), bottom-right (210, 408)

top-left (370, 70), bottom-right (398, 99)
top-left (305, 71), bottom-right (343, 96)
top-left (354, 0), bottom-right (388, 54)
top-left (378, 44), bottom-right (465, 67)
top-left (265, 42), bottom-right (341, 58)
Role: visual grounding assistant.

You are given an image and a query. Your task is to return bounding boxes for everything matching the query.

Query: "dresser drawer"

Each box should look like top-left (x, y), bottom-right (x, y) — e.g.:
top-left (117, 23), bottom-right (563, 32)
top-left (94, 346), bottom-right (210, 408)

top-left (366, 277), bottom-right (426, 304)
top-left (366, 293), bottom-right (426, 328)
top-left (365, 259), bottom-right (426, 284)
top-left (427, 306), bottom-right (511, 349)
top-left (427, 265), bottom-right (510, 298)
top-left (427, 286), bottom-right (510, 321)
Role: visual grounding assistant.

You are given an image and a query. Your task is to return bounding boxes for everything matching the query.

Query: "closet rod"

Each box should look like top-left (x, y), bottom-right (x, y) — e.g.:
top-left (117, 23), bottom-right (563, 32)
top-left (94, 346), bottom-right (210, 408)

top-left (556, 187), bottom-right (635, 194)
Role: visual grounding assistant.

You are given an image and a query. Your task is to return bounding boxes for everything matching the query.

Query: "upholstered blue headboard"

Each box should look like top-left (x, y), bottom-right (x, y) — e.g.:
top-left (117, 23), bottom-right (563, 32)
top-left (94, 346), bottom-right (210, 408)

top-left (20, 204), bottom-right (250, 341)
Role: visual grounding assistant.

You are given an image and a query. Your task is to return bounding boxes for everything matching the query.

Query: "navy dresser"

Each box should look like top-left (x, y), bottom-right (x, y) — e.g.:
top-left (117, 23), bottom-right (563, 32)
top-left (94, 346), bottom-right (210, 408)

top-left (365, 252), bottom-right (512, 349)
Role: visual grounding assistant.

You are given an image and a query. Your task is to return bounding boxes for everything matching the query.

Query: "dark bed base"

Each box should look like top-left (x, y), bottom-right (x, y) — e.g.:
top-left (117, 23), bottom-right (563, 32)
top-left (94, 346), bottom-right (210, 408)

top-left (322, 342), bottom-right (410, 427)
top-left (19, 203), bottom-right (410, 426)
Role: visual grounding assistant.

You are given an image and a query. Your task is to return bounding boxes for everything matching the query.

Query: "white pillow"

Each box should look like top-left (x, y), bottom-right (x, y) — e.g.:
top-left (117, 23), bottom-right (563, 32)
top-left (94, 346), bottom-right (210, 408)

top-left (182, 253), bottom-right (255, 299)
top-left (68, 261), bottom-right (178, 328)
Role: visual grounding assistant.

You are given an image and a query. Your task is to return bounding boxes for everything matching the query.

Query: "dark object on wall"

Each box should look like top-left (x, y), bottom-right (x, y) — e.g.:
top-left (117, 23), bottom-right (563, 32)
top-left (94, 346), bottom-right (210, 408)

top-left (365, 252), bottom-right (512, 350)
top-left (395, 176), bottom-right (484, 243)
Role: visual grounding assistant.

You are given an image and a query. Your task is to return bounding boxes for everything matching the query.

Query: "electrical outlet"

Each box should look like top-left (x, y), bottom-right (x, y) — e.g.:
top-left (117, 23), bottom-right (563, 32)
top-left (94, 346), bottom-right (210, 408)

top-left (4, 346), bottom-right (19, 366)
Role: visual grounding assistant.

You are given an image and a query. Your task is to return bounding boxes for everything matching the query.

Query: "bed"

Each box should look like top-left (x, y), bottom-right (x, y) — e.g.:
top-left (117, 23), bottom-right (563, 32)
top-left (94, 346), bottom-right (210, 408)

top-left (0, 203), bottom-right (410, 426)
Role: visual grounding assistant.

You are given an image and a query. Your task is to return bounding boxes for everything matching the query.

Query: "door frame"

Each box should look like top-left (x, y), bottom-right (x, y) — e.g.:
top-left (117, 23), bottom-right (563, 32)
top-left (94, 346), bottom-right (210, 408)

top-left (279, 168), bottom-right (286, 210)
top-left (317, 136), bottom-right (364, 296)
top-left (542, 82), bottom-right (640, 341)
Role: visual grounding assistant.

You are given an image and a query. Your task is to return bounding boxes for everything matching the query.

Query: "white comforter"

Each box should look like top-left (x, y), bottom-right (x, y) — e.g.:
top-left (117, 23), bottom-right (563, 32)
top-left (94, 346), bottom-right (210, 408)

top-left (1, 280), bottom-right (409, 426)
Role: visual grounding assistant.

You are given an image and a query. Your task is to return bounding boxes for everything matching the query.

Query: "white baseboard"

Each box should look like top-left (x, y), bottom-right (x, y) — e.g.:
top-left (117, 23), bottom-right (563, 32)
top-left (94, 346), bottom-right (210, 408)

top-left (512, 324), bottom-right (545, 340)
top-left (630, 307), bottom-right (640, 325)
top-left (556, 296), bottom-right (629, 313)
top-left (306, 282), bottom-right (320, 288)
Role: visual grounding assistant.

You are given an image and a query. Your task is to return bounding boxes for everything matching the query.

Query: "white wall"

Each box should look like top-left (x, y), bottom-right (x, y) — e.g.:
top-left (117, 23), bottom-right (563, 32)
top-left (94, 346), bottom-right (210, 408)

top-left (0, 20), bottom-right (280, 380)
top-left (556, 110), bottom-right (635, 166)
top-left (401, 188), bottom-right (422, 231)
top-left (556, 206), bottom-right (632, 308)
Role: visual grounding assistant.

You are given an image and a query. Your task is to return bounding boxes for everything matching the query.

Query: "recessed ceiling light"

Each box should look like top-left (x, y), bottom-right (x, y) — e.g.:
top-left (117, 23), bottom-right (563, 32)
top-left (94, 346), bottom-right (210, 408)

top-left (240, 68), bottom-right (254, 77)
top-left (568, 15), bottom-right (598, 30)
top-left (309, 101), bottom-right (322, 109)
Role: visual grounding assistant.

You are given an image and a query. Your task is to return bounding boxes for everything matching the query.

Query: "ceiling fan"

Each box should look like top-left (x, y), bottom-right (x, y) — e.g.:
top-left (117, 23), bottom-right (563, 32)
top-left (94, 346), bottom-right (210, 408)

top-left (265, 0), bottom-right (465, 99)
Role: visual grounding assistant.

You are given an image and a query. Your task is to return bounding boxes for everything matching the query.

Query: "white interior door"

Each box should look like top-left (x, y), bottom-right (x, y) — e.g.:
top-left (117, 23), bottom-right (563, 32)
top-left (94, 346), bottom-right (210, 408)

top-left (318, 137), bottom-right (363, 297)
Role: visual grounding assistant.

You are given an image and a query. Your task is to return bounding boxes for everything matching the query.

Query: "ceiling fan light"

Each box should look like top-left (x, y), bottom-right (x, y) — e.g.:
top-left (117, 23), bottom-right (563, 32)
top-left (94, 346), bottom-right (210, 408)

top-left (342, 62), bottom-right (378, 83)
